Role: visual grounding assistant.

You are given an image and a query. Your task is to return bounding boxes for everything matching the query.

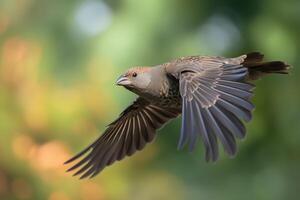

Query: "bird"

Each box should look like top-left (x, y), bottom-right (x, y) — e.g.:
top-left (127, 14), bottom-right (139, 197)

top-left (65, 52), bottom-right (290, 179)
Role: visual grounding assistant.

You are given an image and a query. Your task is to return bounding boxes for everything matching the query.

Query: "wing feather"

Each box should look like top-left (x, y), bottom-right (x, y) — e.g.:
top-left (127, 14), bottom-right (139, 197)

top-left (65, 98), bottom-right (179, 178)
top-left (170, 56), bottom-right (255, 161)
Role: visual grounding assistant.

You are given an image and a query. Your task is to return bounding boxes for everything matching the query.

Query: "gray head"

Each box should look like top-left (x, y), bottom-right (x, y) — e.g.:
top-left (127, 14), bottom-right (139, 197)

top-left (116, 67), bottom-right (152, 93)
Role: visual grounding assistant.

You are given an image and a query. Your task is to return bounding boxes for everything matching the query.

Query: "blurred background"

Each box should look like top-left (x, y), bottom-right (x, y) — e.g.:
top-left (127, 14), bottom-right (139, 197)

top-left (0, 0), bottom-right (299, 199)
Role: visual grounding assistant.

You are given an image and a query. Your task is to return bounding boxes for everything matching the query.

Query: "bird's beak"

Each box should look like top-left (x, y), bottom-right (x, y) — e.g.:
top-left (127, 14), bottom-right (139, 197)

top-left (116, 75), bottom-right (131, 86)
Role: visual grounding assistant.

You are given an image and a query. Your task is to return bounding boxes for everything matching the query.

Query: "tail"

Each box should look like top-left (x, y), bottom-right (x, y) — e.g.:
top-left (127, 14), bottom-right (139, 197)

top-left (243, 52), bottom-right (290, 80)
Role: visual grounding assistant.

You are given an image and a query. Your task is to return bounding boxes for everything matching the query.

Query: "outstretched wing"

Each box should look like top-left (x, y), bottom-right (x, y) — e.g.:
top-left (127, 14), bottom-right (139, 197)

top-left (65, 98), bottom-right (179, 179)
top-left (168, 55), bottom-right (255, 161)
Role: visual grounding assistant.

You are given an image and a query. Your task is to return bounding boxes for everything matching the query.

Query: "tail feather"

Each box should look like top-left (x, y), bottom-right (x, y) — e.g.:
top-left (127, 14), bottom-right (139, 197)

top-left (243, 52), bottom-right (290, 80)
top-left (244, 52), bottom-right (264, 63)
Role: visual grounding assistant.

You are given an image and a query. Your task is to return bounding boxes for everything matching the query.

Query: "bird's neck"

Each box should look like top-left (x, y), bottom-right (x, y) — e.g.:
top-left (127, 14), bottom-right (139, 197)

top-left (138, 66), bottom-right (170, 101)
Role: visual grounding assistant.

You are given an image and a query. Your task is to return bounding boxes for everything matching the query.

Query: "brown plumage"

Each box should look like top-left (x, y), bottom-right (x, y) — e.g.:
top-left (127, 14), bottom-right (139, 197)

top-left (65, 52), bottom-right (290, 179)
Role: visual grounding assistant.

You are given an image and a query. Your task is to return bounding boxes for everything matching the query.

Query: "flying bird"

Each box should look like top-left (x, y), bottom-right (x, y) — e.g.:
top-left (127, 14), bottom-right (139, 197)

top-left (65, 52), bottom-right (289, 179)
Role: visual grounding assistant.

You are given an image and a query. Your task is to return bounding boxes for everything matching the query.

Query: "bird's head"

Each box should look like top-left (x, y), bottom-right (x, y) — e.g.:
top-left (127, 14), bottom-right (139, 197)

top-left (116, 67), bottom-right (152, 92)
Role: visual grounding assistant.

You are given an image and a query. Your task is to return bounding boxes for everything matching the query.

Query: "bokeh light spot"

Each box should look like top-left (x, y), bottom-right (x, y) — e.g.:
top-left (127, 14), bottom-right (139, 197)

top-left (49, 191), bottom-right (70, 200)
top-left (74, 1), bottom-right (112, 36)
top-left (12, 134), bottom-right (36, 160)
top-left (80, 182), bottom-right (105, 200)
top-left (198, 15), bottom-right (241, 54)
top-left (31, 141), bottom-right (69, 171)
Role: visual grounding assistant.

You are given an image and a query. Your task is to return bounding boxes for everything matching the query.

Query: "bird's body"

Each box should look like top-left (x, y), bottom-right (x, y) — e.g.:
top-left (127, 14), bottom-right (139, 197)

top-left (65, 52), bottom-right (290, 179)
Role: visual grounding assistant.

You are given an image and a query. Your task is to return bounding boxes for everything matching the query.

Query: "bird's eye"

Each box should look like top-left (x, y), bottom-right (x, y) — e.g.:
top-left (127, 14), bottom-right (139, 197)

top-left (132, 72), bottom-right (137, 77)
